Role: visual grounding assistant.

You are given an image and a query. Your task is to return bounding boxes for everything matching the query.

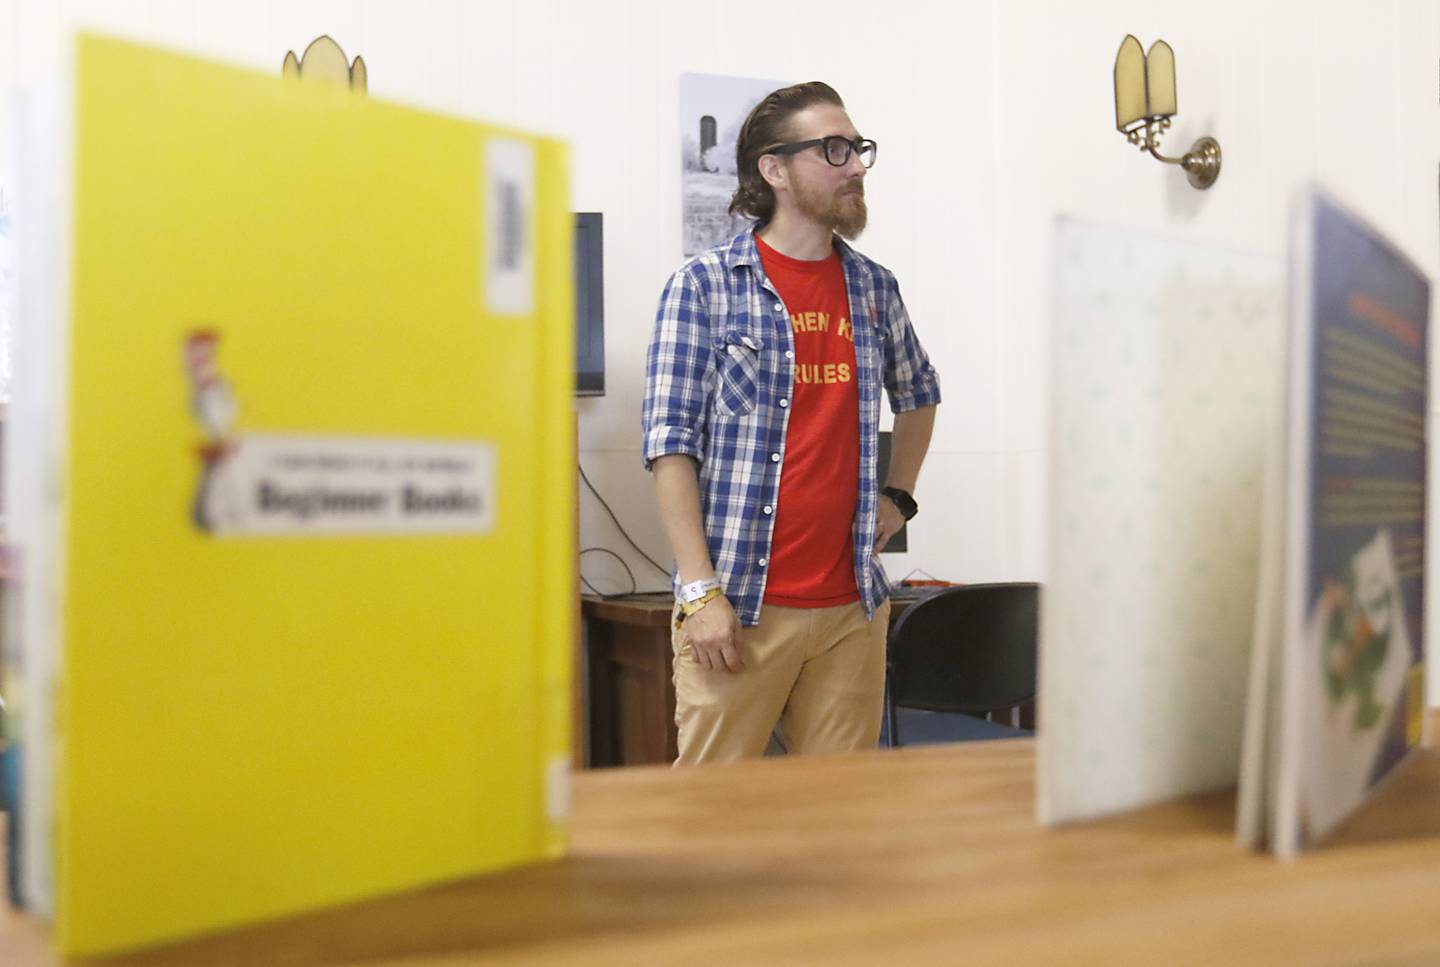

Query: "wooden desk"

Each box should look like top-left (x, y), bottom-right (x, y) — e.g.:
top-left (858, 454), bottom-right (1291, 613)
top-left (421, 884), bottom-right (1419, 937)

top-left (580, 593), bottom-right (676, 767)
top-left (6, 712), bottom-right (1440, 965)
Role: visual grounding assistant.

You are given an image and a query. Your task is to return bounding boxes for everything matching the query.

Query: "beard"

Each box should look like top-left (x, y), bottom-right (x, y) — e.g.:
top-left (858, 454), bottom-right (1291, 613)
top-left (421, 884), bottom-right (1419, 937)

top-left (794, 177), bottom-right (867, 240)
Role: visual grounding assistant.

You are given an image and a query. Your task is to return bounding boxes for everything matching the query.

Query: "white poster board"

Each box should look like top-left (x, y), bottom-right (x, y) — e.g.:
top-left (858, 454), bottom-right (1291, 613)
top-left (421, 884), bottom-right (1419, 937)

top-left (1039, 218), bottom-right (1283, 825)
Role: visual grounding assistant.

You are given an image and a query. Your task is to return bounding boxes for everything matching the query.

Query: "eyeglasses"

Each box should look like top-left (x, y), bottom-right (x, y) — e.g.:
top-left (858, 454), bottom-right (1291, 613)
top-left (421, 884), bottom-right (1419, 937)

top-left (765, 135), bottom-right (877, 169)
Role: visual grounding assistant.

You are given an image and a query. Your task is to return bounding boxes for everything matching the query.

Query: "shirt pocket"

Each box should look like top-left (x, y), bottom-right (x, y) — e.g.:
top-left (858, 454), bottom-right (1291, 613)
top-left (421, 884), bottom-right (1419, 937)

top-left (714, 331), bottom-right (763, 417)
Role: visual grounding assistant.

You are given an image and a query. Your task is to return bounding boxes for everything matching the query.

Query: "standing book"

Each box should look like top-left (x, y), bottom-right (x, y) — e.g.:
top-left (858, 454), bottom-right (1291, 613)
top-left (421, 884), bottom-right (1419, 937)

top-left (1238, 187), bottom-right (1429, 856)
top-left (2, 34), bottom-right (573, 955)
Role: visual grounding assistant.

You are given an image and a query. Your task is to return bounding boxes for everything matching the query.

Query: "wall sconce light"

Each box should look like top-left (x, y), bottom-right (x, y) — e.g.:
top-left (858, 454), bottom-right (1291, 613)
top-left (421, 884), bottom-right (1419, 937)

top-left (282, 35), bottom-right (367, 93)
top-left (1113, 35), bottom-right (1221, 190)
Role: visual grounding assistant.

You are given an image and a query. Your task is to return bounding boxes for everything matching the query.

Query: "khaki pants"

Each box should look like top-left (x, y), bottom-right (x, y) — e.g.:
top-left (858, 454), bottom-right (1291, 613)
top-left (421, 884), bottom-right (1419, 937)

top-left (672, 598), bottom-right (890, 765)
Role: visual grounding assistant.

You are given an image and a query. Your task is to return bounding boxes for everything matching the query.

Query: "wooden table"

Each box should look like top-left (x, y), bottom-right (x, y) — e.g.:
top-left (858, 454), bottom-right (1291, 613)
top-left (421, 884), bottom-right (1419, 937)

top-left (6, 713), bottom-right (1440, 965)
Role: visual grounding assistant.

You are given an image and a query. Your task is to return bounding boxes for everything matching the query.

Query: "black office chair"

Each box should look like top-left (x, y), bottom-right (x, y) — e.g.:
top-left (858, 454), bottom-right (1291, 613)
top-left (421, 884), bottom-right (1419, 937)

top-left (882, 582), bottom-right (1039, 747)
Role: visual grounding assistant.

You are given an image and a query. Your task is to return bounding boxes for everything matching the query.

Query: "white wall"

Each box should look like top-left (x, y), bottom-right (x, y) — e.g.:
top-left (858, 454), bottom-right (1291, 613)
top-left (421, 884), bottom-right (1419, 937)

top-left (984, 0), bottom-right (1440, 701)
top-left (2, 0), bottom-right (1438, 687)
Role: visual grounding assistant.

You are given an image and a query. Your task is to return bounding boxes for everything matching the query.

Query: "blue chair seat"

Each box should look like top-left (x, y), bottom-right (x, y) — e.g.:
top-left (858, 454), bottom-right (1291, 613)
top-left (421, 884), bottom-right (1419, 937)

top-left (878, 708), bottom-right (1031, 746)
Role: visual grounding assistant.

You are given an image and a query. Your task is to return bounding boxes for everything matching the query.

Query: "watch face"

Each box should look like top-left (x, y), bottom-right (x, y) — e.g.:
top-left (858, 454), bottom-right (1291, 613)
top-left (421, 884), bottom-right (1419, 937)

top-left (884, 488), bottom-right (917, 519)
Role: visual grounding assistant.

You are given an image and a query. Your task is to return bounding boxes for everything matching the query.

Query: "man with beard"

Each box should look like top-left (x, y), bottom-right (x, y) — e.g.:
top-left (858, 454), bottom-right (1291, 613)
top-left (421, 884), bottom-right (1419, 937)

top-left (642, 81), bottom-right (941, 764)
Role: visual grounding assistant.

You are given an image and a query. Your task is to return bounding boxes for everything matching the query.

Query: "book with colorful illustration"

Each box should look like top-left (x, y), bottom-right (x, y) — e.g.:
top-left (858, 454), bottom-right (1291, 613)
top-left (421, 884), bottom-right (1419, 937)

top-left (1238, 187), bottom-right (1429, 855)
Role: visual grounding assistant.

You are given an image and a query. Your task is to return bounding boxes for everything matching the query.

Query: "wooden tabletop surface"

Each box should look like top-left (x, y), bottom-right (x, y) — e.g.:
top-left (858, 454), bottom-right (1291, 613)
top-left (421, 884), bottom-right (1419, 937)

top-left (5, 714), bottom-right (1440, 966)
top-left (580, 592), bottom-right (673, 627)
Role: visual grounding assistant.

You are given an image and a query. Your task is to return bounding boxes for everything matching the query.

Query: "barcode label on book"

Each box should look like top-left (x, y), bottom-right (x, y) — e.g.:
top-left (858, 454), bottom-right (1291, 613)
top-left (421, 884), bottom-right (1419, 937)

top-left (546, 756), bottom-right (570, 822)
top-left (484, 138), bottom-right (535, 316)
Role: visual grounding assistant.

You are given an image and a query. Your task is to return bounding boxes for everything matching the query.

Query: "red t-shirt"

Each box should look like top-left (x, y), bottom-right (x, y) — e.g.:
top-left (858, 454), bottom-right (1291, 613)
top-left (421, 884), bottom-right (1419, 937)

top-left (755, 234), bottom-right (859, 608)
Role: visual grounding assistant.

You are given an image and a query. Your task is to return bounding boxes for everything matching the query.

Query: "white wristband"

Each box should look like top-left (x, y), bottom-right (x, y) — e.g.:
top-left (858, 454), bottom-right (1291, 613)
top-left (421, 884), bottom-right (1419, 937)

top-left (678, 577), bottom-right (722, 604)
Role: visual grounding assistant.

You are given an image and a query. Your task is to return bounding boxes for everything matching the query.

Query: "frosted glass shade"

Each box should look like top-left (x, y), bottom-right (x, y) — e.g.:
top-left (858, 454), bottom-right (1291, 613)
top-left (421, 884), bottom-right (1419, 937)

top-left (1114, 35), bottom-right (1147, 132)
top-left (1146, 41), bottom-right (1177, 117)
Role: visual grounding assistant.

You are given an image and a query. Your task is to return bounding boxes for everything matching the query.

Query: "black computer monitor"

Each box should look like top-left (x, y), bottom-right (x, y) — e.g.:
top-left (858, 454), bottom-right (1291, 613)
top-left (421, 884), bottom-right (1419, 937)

top-left (574, 212), bottom-right (605, 397)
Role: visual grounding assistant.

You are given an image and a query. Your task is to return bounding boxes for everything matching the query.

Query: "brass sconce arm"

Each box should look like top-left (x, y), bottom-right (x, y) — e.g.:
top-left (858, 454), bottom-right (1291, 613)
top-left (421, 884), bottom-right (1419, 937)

top-left (1125, 116), bottom-right (1222, 190)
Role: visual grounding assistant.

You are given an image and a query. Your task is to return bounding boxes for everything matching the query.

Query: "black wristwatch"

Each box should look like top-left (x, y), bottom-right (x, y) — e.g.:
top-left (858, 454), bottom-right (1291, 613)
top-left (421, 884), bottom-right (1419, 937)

top-left (881, 486), bottom-right (918, 521)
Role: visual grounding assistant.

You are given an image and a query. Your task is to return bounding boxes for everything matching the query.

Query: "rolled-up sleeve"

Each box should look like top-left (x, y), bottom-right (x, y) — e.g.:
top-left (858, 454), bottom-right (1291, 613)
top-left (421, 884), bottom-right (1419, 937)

top-left (879, 274), bottom-right (942, 413)
top-left (642, 265), bottom-right (712, 470)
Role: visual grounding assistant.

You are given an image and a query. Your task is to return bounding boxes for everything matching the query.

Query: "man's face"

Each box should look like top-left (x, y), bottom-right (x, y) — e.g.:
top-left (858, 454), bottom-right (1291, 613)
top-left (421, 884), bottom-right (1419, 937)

top-left (779, 103), bottom-right (868, 239)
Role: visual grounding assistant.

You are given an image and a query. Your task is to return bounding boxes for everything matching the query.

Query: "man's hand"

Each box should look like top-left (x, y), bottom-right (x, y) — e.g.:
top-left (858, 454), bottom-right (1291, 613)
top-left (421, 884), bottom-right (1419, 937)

top-left (874, 494), bottom-right (907, 554)
top-left (682, 594), bottom-right (745, 672)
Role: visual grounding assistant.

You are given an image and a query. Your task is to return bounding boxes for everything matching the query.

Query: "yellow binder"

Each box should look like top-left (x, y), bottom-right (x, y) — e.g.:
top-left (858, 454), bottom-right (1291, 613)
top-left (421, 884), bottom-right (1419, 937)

top-left (7, 33), bottom-right (572, 955)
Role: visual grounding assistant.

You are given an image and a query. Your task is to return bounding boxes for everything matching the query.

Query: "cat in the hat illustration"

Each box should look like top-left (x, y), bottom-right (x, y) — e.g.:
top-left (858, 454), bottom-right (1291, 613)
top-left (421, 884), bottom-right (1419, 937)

top-left (183, 330), bottom-right (241, 531)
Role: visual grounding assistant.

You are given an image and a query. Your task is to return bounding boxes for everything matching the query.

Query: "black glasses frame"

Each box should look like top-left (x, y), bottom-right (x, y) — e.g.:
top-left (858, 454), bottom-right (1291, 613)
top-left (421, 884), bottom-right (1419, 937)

top-left (766, 135), bottom-right (877, 168)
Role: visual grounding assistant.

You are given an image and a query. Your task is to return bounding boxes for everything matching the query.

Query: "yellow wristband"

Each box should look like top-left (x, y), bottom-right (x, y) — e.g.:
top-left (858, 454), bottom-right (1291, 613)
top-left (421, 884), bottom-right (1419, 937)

top-left (674, 587), bottom-right (723, 630)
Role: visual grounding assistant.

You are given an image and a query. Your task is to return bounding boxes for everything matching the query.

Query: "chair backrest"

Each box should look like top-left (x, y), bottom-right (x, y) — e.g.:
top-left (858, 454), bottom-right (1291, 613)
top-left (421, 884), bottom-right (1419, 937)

top-left (886, 582), bottom-right (1039, 715)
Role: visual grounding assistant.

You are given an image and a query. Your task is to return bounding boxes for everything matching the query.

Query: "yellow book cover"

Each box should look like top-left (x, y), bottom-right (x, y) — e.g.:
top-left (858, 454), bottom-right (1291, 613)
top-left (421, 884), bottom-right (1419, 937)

top-left (8, 33), bottom-right (573, 955)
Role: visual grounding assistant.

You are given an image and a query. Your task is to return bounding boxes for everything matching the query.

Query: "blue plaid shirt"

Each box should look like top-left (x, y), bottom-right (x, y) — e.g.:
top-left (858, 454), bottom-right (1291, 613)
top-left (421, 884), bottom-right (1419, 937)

top-left (642, 230), bottom-right (942, 626)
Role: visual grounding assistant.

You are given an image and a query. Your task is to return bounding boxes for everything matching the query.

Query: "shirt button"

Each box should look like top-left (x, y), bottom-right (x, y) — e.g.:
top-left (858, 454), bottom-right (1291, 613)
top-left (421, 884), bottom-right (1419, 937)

top-left (785, 350), bottom-right (794, 359)
top-left (774, 302), bottom-right (783, 311)
top-left (758, 558), bottom-right (768, 567)
top-left (763, 505), bottom-right (773, 515)
top-left (779, 398), bottom-right (789, 408)
top-left (770, 453), bottom-right (780, 462)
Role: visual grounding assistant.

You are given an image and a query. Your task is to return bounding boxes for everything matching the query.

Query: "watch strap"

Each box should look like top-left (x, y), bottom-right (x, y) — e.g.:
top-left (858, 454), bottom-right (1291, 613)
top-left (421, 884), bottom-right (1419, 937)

top-left (881, 486), bottom-right (919, 521)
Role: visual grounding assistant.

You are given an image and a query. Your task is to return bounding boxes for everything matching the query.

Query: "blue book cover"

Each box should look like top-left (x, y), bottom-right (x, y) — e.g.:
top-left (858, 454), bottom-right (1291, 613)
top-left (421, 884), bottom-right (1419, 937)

top-left (1276, 187), bottom-right (1429, 854)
